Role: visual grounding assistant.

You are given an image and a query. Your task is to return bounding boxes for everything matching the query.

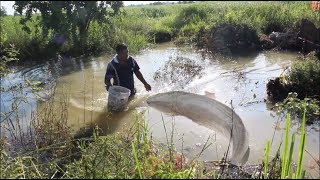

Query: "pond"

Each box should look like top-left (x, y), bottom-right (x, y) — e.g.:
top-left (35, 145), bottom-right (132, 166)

top-left (1, 42), bottom-right (319, 177)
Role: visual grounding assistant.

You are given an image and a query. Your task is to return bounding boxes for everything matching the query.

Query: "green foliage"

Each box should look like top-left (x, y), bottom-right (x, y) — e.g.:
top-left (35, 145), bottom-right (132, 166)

top-left (287, 52), bottom-right (320, 98)
top-left (274, 52), bottom-right (320, 124)
top-left (0, 44), bottom-right (19, 77)
top-left (261, 109), bottom-right (307, 179)
top-left (0, 108), bottom-right (199, 179)
top-left (140, 6), bottom-right (169, 18)
top-left (280, 114), bottom-right (293, 179)
top-left (12, 1), bottom-right (124, 58)
top-left (1, 1), bottom-right (319, 64)
top-left (63, 115), bottom-right (196, 179)
top-left (177, 1), bottom-right (318, 37)
top-left (1, 15), bottom-right (51, 60)
top-left (82, 21), bottom-right (112, 54)
top-left (154, 167), bottom-right (195, 179)
top-left (174, 4), bottom-right (207, 31)
top-left (148, 15), bottom-right (175, 43)
top-left (0, 87), bottom-right (74, 179)
top-left (0, 151), bottom-right (59, 179)
top-left (276, 92), bottom-right (320, 124)
top-left (295, 103), bottom-right (306, 179)
top-left (263, 140), bottom-right (270, 179)
top-left (13, 1), bottom-right (123, 39)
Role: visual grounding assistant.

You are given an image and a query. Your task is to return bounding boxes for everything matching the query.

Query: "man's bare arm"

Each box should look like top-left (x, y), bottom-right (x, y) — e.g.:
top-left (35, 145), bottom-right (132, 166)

top-left (105, 75), bottom-right (112, 90)
top-left (105, 64), bottom-right (114, 90)
top-left (135, 70), bottom-right (151, 91)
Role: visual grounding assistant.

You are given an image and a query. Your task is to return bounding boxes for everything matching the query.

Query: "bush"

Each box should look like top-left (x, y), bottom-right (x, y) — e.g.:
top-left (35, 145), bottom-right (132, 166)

top-left (287, 51), bottom-right (320, 99)
top-left (275, 92), bottom-right (320, 124)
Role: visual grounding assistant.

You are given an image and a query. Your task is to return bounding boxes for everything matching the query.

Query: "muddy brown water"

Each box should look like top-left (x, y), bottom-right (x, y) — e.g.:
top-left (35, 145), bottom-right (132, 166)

top-left (1, 42), bottom-right (319, 177)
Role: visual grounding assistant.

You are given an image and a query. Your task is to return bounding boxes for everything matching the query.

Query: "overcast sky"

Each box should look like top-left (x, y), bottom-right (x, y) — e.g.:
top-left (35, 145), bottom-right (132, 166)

top-left (0, 1), bottom-right (178, 15)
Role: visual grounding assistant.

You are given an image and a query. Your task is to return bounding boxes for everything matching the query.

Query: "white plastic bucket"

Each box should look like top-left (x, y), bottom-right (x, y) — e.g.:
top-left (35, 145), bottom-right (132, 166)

top-left (107, 85), bottom-right (131, 112)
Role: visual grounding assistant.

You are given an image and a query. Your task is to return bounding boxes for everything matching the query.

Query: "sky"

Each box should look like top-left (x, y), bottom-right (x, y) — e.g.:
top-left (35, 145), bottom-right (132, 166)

top-left (0, 1), bottom-right (178, 15)
top-left (1, 1), bottom-right (15, 15)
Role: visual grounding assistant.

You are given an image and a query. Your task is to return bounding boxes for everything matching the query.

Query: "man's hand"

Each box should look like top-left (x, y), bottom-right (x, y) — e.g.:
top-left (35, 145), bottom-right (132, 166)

top-left (144, 83), bottom-right (151, 91)
top-left (135, 70), bottom-right (151, 91)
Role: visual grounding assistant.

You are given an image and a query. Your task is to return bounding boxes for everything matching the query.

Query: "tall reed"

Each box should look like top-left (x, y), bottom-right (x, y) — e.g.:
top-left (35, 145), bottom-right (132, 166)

top-left (262, 103), bottom-right (307, 179)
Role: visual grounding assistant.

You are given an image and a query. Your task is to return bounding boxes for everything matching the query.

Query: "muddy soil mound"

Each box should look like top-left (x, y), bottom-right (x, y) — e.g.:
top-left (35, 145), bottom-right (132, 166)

top-left (150, 31), bottom-right (172, 43)
top-left (259, 31), bottom-right (298, 51)
top-left (297, 19), bottom-right (320, 58)
top-left (260, 19), bottom-right (320, 57)
top-left (266, 77), bottom-right (290, 102)
top-left (197, 23), bottom-right (260, 57)
top-left (198, 19), bottom-right (320, 58)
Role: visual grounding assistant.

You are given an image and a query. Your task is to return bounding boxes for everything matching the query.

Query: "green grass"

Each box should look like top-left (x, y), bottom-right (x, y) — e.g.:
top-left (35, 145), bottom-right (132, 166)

top-left (1, 1), bottom-right (318, 63)
top-left (263, 140), bottom-right (270, 179)
top-left (288, 52), bottom-right (320, 99)
top-left (261, 106), bottom-right (307, 179)
top-left (275, 52), bottom-right (320, 124)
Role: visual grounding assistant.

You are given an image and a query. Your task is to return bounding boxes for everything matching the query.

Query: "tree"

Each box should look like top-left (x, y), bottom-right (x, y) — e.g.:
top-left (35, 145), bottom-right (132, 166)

top-left (152, 2), bottom-right (163, 5)
top-left (13, 1), bottom-right (123, 41)
top-left (0, 6), bottom-right (7, 16)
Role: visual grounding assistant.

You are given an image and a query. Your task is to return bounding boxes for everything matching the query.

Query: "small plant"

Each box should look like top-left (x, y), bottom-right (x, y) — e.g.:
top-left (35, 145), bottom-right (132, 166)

top-left (287, 52), bottom-right (320, 100)
top-left (263, 140), bottom-right (270, 178)
top-left (261, 103), bottom-right (307, 179)
top-left (0, 44), bottom-right (19, 77)
top-left (275, 92), bottom-right (320, 124)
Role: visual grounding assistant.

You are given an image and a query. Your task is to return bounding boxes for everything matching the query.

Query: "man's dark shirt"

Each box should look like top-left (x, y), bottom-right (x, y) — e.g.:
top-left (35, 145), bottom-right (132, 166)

top-left (105, 55), bottom-right (140, 96)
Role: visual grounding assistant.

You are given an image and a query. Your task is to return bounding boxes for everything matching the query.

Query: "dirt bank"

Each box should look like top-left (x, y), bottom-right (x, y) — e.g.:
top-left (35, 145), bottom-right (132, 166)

top-left (197, 19), bottom-right (320, 58)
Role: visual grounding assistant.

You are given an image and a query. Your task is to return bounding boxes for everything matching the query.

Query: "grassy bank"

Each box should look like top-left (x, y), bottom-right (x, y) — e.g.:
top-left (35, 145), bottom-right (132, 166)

top-left (1, 1), bottom-right (318, 64)
top-left (267, 52), bottom-right (320, 123)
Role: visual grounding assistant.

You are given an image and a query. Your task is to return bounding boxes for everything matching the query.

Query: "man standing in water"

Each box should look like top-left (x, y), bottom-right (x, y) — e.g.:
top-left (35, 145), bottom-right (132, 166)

top-left (104, 43), bottom-right (151, 97)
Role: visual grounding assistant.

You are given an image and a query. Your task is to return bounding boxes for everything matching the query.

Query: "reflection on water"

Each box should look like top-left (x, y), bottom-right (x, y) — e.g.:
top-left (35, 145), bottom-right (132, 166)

top-left (1, 42), bottom-right (319, 177)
